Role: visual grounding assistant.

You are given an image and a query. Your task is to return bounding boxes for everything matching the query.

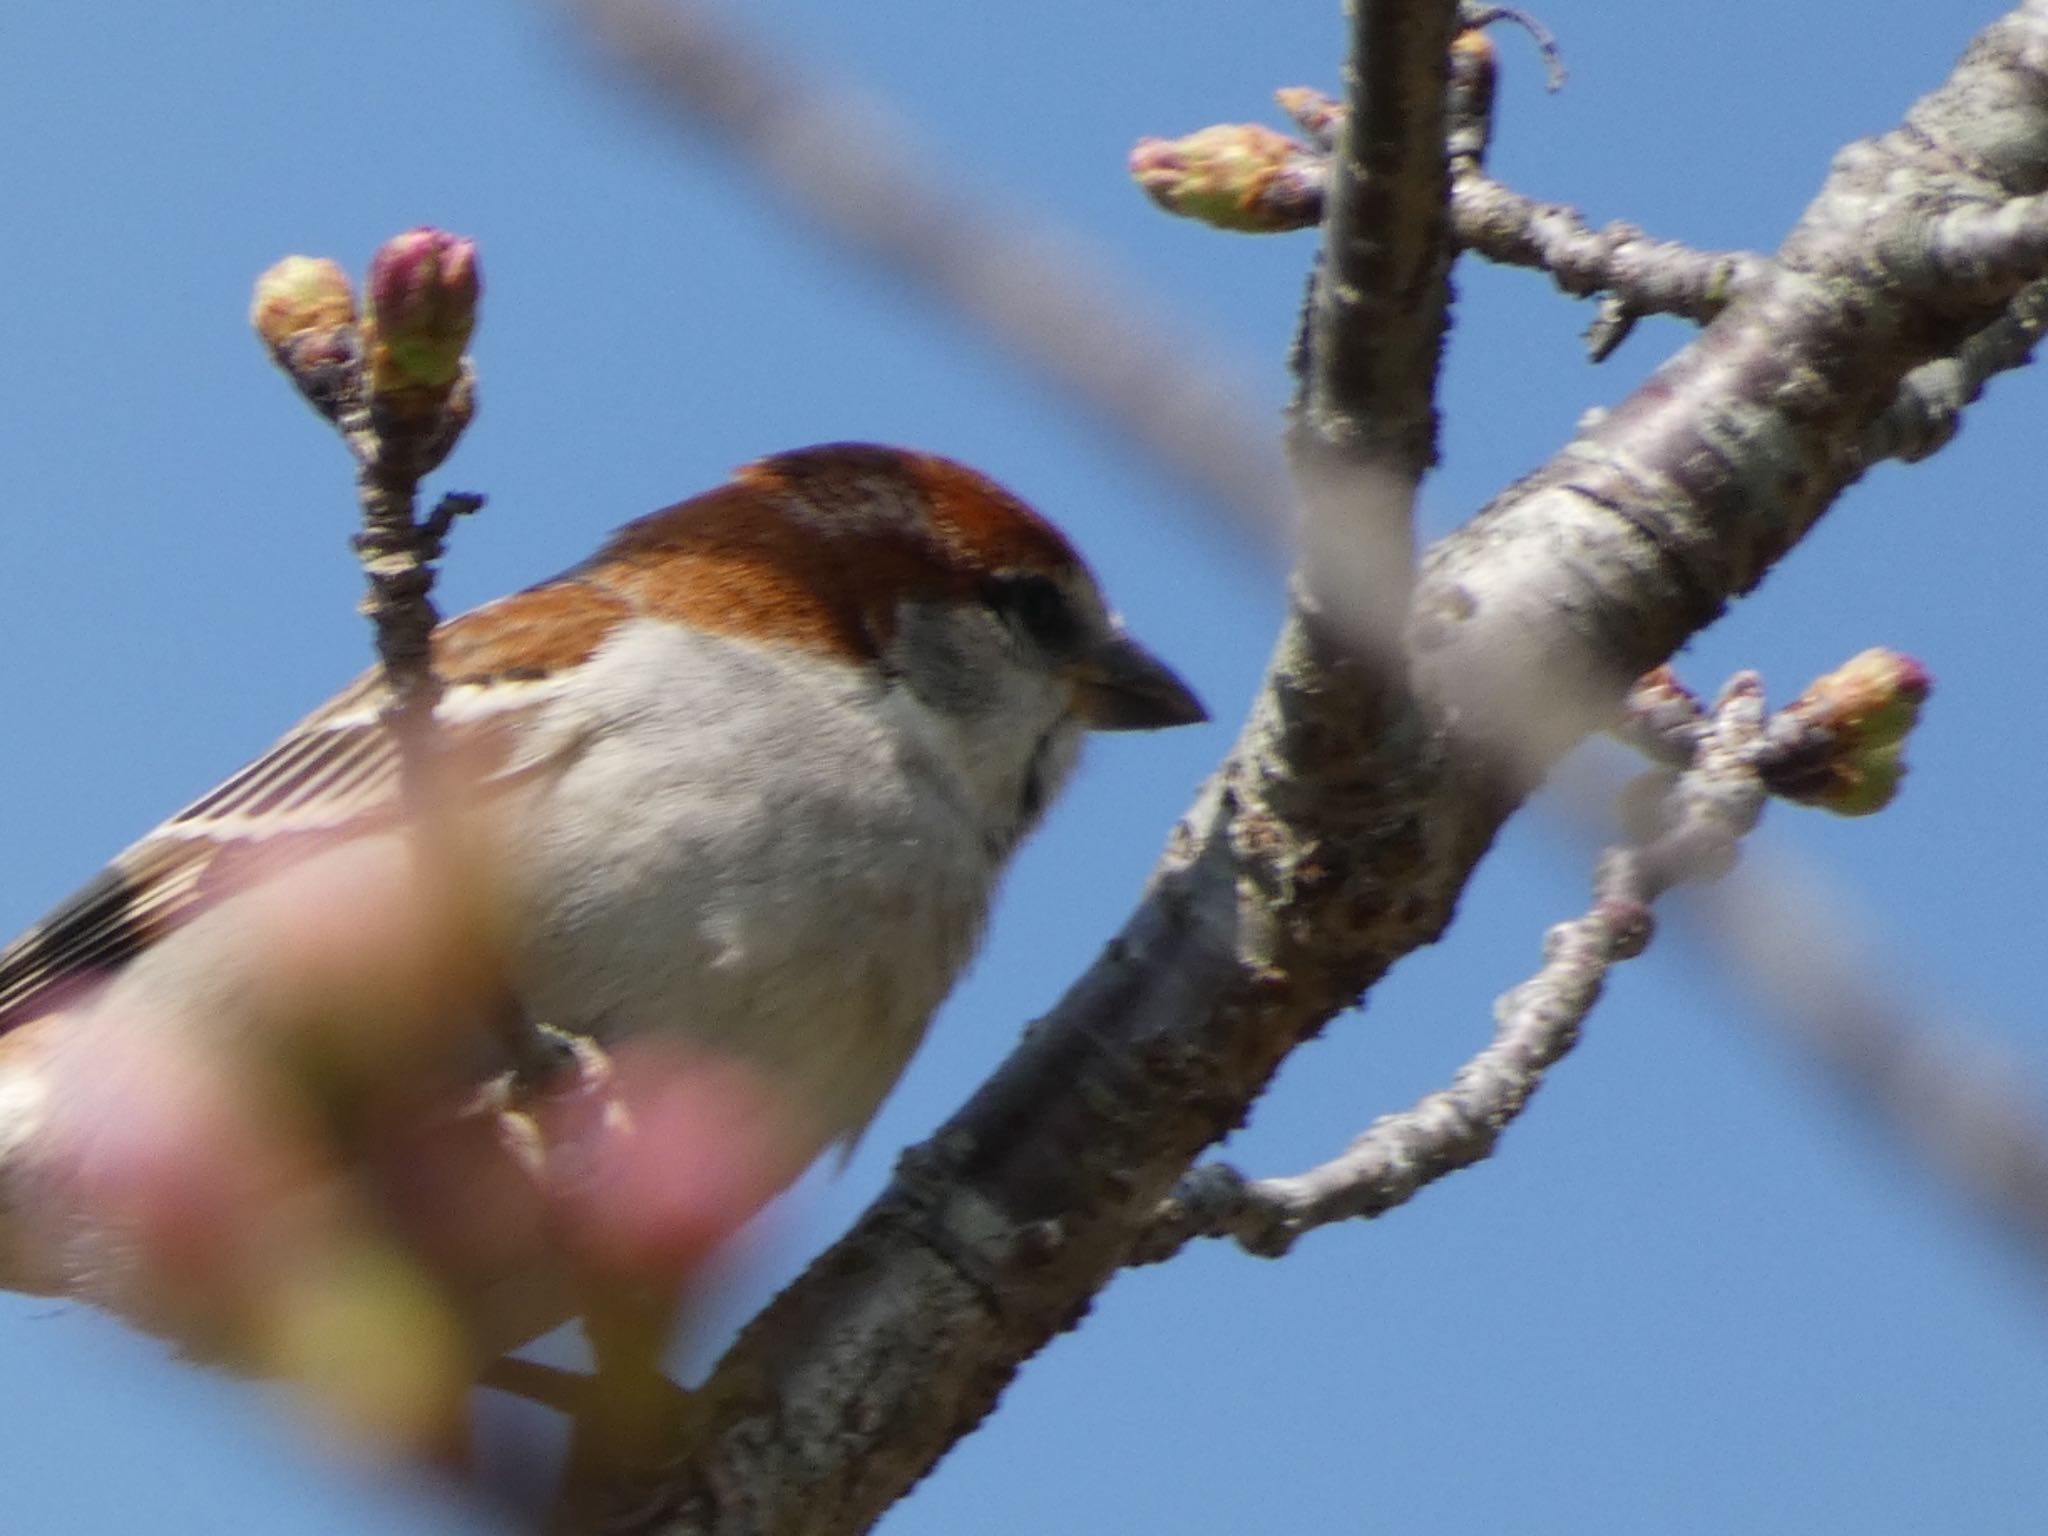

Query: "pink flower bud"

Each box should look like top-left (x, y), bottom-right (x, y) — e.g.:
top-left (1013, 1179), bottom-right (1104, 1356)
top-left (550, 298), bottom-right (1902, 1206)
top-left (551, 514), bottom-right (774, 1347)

top-left (364, 227), bottom-right (481, 392)
top-left (1766, 649), bottom-right (1932, 817)
top-left (1784, 648), bottom-right (1931, 751)
top-left (1130, 124), bottom-right (1325, 233)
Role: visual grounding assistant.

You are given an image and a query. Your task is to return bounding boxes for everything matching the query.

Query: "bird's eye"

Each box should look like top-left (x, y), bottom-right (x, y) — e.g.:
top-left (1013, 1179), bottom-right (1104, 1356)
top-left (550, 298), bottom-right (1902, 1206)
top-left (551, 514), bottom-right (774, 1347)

top-left (982, 572), bottom-right (1083, 656)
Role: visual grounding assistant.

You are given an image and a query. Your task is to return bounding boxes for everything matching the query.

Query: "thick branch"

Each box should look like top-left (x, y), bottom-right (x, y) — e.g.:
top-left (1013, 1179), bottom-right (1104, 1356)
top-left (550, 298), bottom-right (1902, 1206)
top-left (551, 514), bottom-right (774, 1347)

top-left (571, 5), bottom-right (2048, 1533)
top-left (1413, 3), bottom-right (2048, 775)
top-left (1285, 0), bottom-right (1463, 720)
top-left (1908, 191), bottom-right (2048, 306)
top-left (1857, 274), bottom-right (2048, 466)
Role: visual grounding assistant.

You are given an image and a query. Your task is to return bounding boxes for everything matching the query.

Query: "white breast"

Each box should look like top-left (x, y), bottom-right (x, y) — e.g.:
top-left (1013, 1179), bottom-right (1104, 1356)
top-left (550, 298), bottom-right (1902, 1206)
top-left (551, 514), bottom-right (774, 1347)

top-left (505, 617), bottom-right (1002, 1150)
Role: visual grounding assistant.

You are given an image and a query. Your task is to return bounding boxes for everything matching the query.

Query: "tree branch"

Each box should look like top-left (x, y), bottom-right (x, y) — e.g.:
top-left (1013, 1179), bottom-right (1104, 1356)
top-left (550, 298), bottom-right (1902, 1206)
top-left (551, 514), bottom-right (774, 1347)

top-left (1294, 0), bottom-right (1461, 480)
top-left (1132, 669), bottom-right (1774, 1265)
top-left (1452, 174), bottom-right (1769, 355)
top-left (252, 233), bottom-right (483, 798)
top-left (557, 4), bottom-right (2048, 1531)
top-left (1857, 273), bottom-right (2048, 466)
top-left (1137, 56), bottom-right (1772, 362)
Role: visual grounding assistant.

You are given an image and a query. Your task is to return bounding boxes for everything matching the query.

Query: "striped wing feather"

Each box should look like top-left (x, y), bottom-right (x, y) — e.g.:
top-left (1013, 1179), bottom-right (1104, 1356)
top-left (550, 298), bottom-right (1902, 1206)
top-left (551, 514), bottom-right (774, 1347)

top-left (0, 582), bottom-right (618, 1031)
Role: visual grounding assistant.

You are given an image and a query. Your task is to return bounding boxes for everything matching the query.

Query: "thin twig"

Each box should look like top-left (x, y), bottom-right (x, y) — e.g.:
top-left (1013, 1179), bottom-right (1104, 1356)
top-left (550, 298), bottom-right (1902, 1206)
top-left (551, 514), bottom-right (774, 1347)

top-left (1450, 173), bottom-right (1769, 355)
top-left (1459, 4), bottom-right (1565, 91)
top-left (1132, 672), bottom-right (1772, 1264)
top-left (351, 458), bottom-right (455, 758)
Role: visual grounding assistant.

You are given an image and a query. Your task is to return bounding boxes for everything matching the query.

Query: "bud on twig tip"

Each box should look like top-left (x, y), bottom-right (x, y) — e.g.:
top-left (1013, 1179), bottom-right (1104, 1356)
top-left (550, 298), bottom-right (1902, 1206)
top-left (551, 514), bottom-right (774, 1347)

top-left (250, 256), bottom-right (357, 350)
top-left (1766, 648), bottom-right (1933, 817)
top-left (364, 227), bottom-right (482, 394)
top-left (1786, 649), bottom-right (1931, 751)
top-left (250, 256), bottom-right (362, 420)
top-left (1131, 124), bottom-right (1325, 234)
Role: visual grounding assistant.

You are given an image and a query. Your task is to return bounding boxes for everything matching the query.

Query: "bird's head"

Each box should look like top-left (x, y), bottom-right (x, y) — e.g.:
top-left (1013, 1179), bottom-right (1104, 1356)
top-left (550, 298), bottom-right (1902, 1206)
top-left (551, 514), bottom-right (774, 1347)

top-left (593, 442), bottom-right (1207, 851)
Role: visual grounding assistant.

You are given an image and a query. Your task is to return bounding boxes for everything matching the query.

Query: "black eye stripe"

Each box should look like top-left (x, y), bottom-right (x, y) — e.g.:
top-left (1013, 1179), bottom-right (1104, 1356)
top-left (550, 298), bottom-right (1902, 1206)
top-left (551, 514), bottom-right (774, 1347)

top-left (982, 572), bottom-right (1082, 655)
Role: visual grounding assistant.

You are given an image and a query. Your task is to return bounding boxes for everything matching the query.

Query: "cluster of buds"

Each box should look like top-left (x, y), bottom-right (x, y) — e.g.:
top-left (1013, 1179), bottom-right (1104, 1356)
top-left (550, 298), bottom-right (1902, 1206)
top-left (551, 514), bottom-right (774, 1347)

top-left (1759, 648), bottom-right (1933, 816)
top-left (250, 228), bottom-right (481, 472)
top-left (1615, 648), bottom-right (1932, 828)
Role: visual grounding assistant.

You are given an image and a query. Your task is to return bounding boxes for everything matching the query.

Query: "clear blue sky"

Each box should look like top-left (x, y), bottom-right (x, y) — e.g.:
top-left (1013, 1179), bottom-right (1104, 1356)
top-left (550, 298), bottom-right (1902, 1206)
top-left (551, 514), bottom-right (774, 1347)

top-left (3, 1), bottom-right (2044, 1531)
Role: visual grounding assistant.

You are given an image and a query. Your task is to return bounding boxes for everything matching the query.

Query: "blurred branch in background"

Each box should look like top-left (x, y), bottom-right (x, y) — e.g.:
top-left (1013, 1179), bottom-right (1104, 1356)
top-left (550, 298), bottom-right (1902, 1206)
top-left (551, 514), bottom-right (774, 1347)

top-left (562, 0), bottom-right (1295, 547)
top-left (1698, 862), bottom-right (2048, 1271)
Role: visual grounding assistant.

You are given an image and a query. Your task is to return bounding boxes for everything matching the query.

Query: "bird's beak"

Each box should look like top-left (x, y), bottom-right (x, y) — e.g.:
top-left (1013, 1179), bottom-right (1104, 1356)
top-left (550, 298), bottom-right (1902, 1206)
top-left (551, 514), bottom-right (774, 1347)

top-left (1070, 628), bottom-right (1208, 732)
